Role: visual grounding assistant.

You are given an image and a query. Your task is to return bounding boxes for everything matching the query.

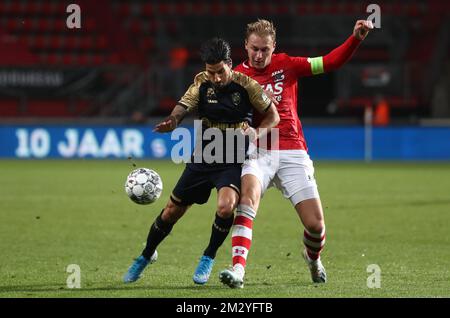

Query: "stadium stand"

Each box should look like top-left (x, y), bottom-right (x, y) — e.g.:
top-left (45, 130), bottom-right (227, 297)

top-left (0, 0), bottom-right (448, 120)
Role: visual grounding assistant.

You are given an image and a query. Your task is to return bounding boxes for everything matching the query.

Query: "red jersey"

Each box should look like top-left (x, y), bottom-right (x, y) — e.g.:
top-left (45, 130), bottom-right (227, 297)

top-left (235, 53), bottom-right (313, 151)
top-left (234, 35), bottom-right (361, 151)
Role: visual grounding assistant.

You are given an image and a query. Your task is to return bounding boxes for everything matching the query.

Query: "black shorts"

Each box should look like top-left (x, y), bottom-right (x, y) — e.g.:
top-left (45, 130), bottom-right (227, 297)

top-left (171, 165), bottom-right (241, 206)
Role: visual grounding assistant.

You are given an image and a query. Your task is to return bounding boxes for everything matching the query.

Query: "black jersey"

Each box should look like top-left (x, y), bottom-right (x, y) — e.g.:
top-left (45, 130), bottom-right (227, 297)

top-left (178, 71), bottom-right (271, 170)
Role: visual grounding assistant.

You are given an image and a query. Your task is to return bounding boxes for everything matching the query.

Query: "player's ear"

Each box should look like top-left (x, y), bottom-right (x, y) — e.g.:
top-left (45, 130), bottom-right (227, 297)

top-left (226, 58), bottom-right (232, 68)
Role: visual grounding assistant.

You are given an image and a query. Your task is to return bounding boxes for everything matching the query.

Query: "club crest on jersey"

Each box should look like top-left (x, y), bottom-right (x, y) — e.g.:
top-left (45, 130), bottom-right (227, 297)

top-left (271, 70), bottom-right (285, 82)
top-left (231, 92), bottom-right (241, 106)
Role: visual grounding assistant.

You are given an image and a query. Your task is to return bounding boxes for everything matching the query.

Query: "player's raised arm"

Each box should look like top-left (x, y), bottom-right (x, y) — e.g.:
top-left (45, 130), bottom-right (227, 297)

top-left (293, 19), bottom-right (373, 77)
top-left (321, 19), bottom-right (373, 73)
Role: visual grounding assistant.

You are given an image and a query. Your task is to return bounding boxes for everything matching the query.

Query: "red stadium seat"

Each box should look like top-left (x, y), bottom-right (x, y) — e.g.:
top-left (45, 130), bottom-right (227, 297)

top-left (51, 53), bottom-right (64, 65)
top-left (84, 18), bottom-right (96, 31)
top-left (6, 19), bottom-right (19, 31)
top-left (65, 36), bottom-right (77, 50)
top-left (0, 100), bottom-right (20, 117)
top-left (49, 36), bottom-right (63, 49)
top-left (174, 2), bottom-right (188, 15)
top-left (62, 54), bottom-right (73, 65)
top-left (27, 2), bottom-right (40, 15)
top-left (97, 36), bottom-right (108, 50)
top-left (38, 19), bottom-right (51, 32)
top-left (128, 20), bottom-right (142, 33)
top-left (191, 1), bottom-right (206, 14)
top-left (139, 38), bottom-right (154, 51)
top-left (92, 54), bottom-right (104, 65)
top-left (27, 101), bottom-right (71, 117)
top-left (225, 2), bottom-right (239, 15)
top-left (33, 35), bottom-right (47, 50)
top-left (243, 3), bottom-right (259, 16)
top-left (157, 3), bottom-right (171, 15)
top-left (78, 54), bottom-right (91, 65)
top-left (143, 3), bottom-right (153, 16)
top-left (118, 3), bottom-right (130, 17)
top-left (10, 2), bottom-right (22, 15)
top-left (107, 53), bottom-right (121, 64)
top-left (80, 36), bottom-right (94, 50)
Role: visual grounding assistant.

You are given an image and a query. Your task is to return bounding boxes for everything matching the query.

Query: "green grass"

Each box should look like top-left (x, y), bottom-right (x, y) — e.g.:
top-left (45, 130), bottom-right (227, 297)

top-left (1, 160), bottom-right (450, 298)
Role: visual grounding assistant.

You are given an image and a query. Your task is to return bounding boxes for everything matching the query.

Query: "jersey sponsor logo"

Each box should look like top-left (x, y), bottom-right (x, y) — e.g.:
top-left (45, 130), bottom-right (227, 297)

top-left (271, 69), bottom-right (285, 82)
top-left (262, 82), bottom-right (283, 102)
top-left (207, 87), bottom-right (218, 103)
top-left (231, 92), bottom-right (241, 106)
top-left (262, 82), bottom-right (283, 94)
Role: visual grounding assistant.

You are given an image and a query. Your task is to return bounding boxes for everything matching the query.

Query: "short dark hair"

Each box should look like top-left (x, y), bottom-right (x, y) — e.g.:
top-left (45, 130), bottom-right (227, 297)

top-left (199, 38), bottom-right (231, 65)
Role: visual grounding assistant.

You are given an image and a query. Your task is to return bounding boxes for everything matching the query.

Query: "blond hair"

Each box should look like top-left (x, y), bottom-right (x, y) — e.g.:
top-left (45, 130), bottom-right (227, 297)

top-left (245, 19), bottom-right (276, 42)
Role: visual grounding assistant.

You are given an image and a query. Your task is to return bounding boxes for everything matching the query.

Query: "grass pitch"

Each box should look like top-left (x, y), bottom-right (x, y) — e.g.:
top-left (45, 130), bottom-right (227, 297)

top-left (0, 160), bottom-right (449, 298)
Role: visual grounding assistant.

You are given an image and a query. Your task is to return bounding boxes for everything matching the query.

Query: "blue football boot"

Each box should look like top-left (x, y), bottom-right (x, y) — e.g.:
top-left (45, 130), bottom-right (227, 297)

top-left (192, 255), bottom-right (215, 285)
top-left (123, 251), bottom-right (158, 283)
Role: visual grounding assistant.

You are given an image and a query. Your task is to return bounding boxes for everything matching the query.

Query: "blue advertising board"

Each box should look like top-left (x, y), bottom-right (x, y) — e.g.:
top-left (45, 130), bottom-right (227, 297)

top-left (0, 125), bottom-right (449, 160)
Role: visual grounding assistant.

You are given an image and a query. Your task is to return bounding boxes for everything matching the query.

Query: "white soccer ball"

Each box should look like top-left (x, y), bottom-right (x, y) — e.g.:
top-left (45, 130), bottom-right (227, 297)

top-left (125, 168), bottom-right (163, 205)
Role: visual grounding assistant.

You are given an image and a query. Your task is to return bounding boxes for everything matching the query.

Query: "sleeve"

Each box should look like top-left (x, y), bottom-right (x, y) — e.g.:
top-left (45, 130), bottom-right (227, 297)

top-left (177, 72), bottom-right (205, 111)
top-left (288, 55), bottom-right (314, 77)
top-left (245, 77), bottom-right (272, 114)
top-left (287, 34), bottom-right (361, 77)
top-left (322, 35), bottom-right (361, 72)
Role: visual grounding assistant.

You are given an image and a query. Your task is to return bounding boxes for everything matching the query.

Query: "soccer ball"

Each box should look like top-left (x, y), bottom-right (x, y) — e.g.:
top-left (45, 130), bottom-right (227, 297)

top-left (125, 168), bottom-right (163, 205)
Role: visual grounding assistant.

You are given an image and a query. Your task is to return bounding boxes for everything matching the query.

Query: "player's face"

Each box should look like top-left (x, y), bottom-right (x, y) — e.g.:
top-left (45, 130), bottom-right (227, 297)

top-left (245, 33), bottom-right (276, 69)
top-left (205, 61), bottom-right (232, 89)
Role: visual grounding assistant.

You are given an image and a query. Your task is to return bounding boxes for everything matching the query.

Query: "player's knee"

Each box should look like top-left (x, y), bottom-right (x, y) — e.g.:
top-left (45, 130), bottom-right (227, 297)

top-left (305, 219), bottom-right (325, 235)
top-left (216, 201), bottom-right (235, 218)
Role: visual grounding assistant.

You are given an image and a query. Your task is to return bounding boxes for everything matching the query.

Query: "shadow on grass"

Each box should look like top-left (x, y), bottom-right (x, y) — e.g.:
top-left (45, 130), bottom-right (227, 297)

top-left (335, 198), bottom-right (450, 210)
top-left (0, 280), bottom-right (312, 295)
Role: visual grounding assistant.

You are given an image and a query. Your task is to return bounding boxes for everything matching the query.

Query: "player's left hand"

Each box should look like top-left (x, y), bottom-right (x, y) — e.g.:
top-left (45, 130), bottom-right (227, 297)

top-left (354, 20), bottom-right (374, 41)
top-left (264, 89), bottom-right (279, 106)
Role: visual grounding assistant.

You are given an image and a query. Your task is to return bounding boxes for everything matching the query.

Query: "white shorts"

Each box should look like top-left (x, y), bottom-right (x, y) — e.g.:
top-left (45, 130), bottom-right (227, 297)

top-left (241, 149), bottom-right (320, 206)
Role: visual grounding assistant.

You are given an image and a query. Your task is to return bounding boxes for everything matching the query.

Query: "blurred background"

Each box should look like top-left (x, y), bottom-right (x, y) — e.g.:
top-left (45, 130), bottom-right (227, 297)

top-left (0, 0), bottom-right (449, 160)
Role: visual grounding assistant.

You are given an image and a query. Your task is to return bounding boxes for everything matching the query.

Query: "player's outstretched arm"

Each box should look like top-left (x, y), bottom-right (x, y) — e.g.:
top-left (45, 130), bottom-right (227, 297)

top-left (153, 104), bottom-right (188, 132)
top-left (320, 19), bottom-right (373, 73)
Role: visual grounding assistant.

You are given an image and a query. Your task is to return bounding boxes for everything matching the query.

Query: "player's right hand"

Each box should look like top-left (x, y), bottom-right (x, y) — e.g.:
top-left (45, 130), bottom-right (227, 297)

top-left (153, 115), bottom-right (177, 132)
top-left (242, 126), bottom-right (258, 143)
top-left (354, 20), bottom-right (373, 41)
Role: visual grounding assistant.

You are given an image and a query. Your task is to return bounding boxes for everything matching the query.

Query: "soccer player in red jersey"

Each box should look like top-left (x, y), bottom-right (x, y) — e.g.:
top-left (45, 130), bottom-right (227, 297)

top-left (219, 19), bottom-right (373, 288)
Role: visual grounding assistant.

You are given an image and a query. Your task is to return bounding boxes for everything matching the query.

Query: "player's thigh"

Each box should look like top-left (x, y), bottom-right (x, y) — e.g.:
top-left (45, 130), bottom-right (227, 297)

top-left (275, 151), bottom-right (320, 206)
top-left (172, 167), bottom-right (213, 206)
top-left (241, 151), bottom-right (276, 206)
top-left (295, 198), bottom-right (325, 233)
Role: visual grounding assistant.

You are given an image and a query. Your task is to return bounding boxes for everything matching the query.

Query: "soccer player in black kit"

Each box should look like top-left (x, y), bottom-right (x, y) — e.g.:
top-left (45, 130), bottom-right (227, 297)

top-left (123, 38), bottom-right (279, 284)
